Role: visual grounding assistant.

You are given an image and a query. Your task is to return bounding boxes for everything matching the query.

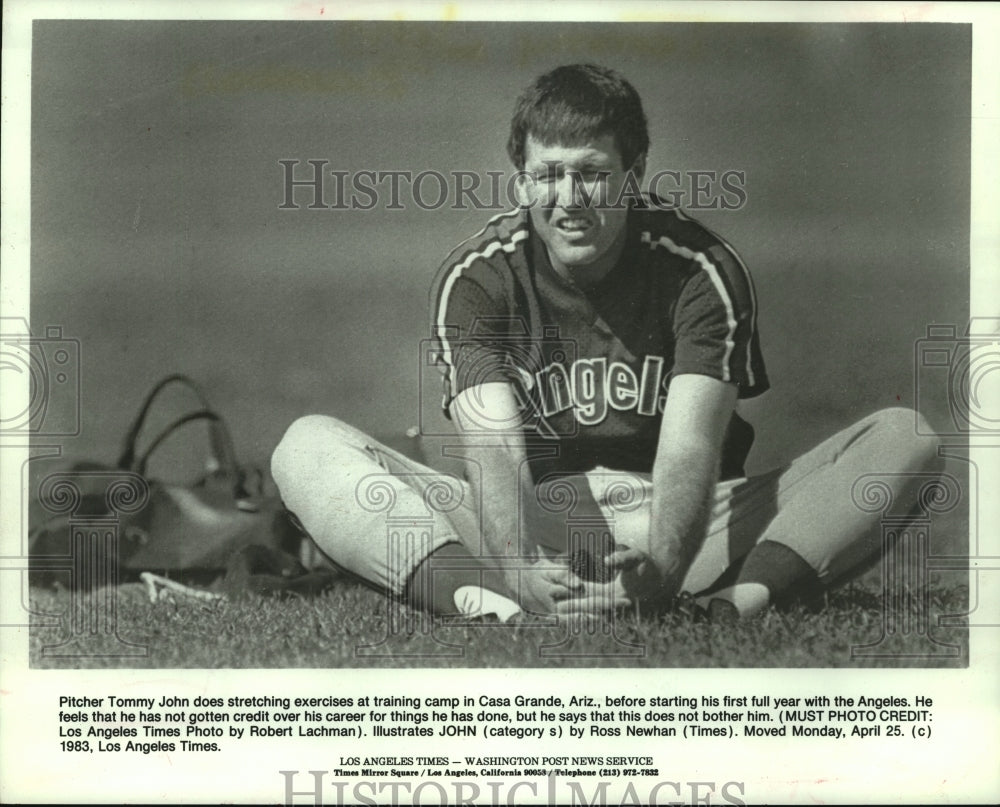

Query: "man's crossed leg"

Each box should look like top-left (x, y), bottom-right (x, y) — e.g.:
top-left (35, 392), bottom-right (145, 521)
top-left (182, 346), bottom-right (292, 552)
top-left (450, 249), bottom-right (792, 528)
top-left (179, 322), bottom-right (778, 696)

top-left (271, 408), bottom-right (941, 620)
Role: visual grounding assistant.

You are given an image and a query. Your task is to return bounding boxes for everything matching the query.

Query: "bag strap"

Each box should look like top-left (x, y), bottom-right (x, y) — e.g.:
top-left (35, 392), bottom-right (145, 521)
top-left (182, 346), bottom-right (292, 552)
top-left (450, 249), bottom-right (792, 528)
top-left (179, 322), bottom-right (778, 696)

top-left (117, 374), bottom-right (238, 477)
top-left (117, 375), bottom-right (253, 502)
top-left (132, 407), bottom-right (258, 503)
top-left (133, 409), bottom-right (221, 476)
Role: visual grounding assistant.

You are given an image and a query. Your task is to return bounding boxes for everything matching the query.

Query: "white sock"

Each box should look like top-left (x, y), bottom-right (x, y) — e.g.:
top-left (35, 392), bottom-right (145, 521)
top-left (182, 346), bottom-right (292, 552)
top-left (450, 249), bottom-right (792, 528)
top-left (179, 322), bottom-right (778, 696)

top-left (453, 585), bottom-right (522, 622)
top-left (695, 583), bottom-right (770, 618)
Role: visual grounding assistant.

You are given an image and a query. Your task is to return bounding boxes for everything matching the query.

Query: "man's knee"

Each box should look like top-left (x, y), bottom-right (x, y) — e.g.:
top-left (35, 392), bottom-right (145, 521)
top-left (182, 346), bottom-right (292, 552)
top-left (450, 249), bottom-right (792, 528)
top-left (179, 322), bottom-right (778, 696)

top-left (270, 414), bottom-right (347, 488)
top-left (867, 407), bottom-right (943, 473)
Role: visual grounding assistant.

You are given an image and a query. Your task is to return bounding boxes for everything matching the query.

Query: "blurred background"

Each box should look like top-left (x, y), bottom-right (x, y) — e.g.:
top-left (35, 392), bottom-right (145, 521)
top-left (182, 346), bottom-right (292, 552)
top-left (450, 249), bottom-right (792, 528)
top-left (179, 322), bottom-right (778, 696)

top-left (28, 22), bottom-right (970, 544)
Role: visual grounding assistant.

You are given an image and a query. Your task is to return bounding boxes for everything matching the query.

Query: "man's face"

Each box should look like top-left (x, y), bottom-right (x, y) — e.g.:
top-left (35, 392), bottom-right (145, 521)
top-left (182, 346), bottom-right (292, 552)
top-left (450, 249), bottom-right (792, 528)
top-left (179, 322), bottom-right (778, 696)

top-left (520, 132), bottom-right (641, 282)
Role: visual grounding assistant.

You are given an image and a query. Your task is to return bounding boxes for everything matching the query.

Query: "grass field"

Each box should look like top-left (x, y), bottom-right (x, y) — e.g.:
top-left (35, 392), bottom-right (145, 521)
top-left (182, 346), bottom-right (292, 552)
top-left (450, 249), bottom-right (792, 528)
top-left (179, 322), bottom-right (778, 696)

top-left (28, 572), bottom-right (969, 669)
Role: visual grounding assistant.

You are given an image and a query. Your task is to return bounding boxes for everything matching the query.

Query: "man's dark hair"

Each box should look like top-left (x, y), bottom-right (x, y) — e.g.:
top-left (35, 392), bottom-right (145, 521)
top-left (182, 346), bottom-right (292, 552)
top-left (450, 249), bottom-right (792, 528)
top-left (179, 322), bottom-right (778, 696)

top-left (506, 64), bottom-right (650, 171)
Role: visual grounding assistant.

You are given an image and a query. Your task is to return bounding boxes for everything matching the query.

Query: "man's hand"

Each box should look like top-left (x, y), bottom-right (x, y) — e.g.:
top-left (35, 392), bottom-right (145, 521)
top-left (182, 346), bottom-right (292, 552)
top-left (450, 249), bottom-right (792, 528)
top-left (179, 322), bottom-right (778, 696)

top-left (553, 576), bottom-right (630, 616)
top-left (553, 545), bottom-right (667, 616)
top-left (606, 546), bottom-right (677, 605)
top-left (517, 557), bottom-right (585, 614)
top-left (515, 545), bottom-right (586, 614)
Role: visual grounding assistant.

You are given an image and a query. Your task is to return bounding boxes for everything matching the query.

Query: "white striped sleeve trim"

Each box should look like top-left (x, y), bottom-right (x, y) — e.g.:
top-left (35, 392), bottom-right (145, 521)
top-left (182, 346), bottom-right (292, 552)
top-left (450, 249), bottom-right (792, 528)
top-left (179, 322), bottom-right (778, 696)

top-left (438, 207), bottom-right (524, 264)
top-left (674, 208), bottom-right (760, 361)
top-left (641, 229), bottom-right (751, 386)
top-left (435, 227), bottom-right (530, 399)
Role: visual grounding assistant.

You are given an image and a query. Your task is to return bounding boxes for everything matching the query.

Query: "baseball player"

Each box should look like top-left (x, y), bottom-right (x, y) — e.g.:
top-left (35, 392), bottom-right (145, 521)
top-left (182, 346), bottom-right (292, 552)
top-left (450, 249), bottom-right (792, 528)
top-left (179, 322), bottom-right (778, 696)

top-left (272, 64), bottom-right (942, 621)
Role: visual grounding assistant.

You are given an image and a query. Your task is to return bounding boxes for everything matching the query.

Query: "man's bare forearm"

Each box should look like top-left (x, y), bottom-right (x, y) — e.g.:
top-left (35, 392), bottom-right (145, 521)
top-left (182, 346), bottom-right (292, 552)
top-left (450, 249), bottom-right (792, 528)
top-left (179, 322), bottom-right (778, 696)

top-left (464, 437), bottom-right (536, 572)
top-left (649, 444), bottom-right (719, 586)
top-left (450, 384), bottom-right (539, 584)
top-left (646, 375), bottom-right (738, 598)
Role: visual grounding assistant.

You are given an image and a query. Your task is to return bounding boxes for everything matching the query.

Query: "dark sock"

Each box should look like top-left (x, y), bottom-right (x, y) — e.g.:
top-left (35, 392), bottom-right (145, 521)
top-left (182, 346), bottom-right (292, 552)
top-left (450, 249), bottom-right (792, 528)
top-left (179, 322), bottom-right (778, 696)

top-left (691, 555), bottom-right (746, 599)
top-left (404, 543), bottom-right (510, 615)
top-left (736, 540), bottom-right (822, 607)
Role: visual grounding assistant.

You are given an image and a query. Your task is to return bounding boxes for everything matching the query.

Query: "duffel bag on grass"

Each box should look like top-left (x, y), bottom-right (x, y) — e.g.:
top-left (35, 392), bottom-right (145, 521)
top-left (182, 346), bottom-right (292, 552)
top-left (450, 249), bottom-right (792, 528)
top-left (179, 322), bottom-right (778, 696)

top-left (28, 374), bottom-right (337, 598)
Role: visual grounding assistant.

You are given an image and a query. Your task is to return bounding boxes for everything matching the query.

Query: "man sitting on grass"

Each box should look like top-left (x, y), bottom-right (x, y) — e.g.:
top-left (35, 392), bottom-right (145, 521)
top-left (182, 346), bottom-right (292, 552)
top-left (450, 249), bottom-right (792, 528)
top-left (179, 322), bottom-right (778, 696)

top-left (272, 64), bottom-right (942, 622)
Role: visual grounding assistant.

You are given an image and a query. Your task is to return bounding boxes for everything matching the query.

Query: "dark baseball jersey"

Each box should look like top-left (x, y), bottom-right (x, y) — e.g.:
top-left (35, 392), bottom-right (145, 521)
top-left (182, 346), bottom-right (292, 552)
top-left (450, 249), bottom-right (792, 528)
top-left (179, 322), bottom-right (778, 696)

top-left (431, 199), bottom-right (768, 481)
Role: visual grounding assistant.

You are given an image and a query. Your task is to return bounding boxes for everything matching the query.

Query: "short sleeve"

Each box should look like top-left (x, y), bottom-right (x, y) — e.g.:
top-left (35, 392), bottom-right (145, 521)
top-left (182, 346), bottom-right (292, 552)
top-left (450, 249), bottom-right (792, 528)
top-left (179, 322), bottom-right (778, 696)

top-left (433, 275), bottom-right (522, 416)
top-left (671, 243), bottom-right (769, 398)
